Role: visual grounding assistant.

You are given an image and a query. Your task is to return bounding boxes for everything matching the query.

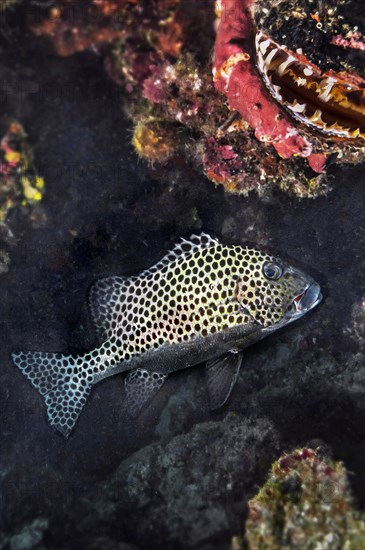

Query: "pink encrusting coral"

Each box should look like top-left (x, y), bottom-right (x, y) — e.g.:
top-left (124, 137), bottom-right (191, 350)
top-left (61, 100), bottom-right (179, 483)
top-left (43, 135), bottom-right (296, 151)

top-left (331, 33), bottom-right (365, 52)
top-left (213, 0), bottom-right (327, 173)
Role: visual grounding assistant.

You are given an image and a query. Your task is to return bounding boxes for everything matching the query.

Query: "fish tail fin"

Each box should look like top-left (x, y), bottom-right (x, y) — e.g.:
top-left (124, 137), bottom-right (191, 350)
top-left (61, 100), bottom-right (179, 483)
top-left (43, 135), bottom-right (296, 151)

top-left (11, 350), bottom-right (93, 438)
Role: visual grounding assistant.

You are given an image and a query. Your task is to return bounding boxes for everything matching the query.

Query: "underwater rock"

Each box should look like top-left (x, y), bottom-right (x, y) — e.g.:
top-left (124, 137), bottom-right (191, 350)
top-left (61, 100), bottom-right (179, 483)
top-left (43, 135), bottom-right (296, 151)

top-left (0, 123), bottom-right (45, 222)
top-left (82, 416), bottom-right (281, 549)
top-left (232, 448), bottom-right (365, 550)
top-left (75, 537), bottom-right (142, 550)
top-left (0, 248), bottom-right (10, 274)
top-left (7, 518), bottom-right (48, 550)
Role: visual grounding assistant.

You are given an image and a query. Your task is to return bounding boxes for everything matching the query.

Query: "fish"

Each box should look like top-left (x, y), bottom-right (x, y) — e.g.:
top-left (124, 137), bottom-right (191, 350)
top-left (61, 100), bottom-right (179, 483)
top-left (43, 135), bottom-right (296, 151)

top-left (12, 234), bottom-right (322, 437)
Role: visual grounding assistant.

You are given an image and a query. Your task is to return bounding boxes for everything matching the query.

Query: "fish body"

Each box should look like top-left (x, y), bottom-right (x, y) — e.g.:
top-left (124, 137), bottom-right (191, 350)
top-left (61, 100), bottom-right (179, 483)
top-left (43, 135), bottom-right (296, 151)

top-left (12, 234), bottom-right (322, 437)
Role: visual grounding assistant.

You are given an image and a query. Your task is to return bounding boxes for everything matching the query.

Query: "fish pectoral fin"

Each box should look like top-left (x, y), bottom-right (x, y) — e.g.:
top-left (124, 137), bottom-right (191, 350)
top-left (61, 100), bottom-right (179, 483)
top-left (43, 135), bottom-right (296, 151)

top-left (205, 351), bottom-right (243, 410)
top-left (124, 369), bottom-right (168, 418)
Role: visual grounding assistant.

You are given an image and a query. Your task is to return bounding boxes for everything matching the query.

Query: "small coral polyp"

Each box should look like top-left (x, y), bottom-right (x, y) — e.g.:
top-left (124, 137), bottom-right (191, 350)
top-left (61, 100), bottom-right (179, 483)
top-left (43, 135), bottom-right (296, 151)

top-left (255, 31), bottom-right (365, 141)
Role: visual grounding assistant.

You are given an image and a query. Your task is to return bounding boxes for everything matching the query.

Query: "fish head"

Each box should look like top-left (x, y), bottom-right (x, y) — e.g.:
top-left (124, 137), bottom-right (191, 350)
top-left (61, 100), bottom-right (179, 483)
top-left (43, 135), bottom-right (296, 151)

top-left (235, 248), bottom-right (322, 330)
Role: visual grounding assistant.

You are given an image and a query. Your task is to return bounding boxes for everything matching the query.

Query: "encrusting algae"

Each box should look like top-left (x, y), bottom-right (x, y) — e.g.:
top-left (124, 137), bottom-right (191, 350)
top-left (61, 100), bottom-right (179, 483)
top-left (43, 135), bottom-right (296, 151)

top-left (232, 448), bottom-right (365, 550)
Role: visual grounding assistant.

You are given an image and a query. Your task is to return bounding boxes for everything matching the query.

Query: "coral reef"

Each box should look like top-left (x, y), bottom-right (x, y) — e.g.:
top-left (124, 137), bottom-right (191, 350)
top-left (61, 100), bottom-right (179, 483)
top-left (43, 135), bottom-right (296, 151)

top-left (25, 0), bottom-right (364, 198)
top-left (104, 0), bottom-right (332, 197)
top-left (213, 0), bottom-right (325, 172)
top-left (0, 122), bottom-right (46, 278)
top-left (233, 448), bottom-right (365, 550)
top-left (132, 120), bottom-right (179, 164)
top-left (0, 123), bottom-right (45, 222)
top-left (254, 0), bottom-right (365, 73)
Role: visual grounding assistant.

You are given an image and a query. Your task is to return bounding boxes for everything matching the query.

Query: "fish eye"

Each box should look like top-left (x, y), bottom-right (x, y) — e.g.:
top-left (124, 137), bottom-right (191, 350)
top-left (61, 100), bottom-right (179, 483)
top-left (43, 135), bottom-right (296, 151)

top-left (263, 262), bottom-right (283, 281)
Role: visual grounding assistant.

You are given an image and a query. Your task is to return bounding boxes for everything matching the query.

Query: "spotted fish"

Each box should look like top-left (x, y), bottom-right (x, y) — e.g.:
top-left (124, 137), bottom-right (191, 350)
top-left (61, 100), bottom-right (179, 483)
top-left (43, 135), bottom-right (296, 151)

top-left (12, 234), bottom-right (322, 437)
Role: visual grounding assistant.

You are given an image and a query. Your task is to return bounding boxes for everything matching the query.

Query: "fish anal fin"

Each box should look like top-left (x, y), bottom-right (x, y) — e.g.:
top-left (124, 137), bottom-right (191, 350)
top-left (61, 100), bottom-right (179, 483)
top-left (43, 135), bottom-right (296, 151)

top-left (89, 276), bottom-right (126, 340)
top-left (124, 369), bottom-right (167, 418)
top-left (205, 351), bottom-right (243, 410)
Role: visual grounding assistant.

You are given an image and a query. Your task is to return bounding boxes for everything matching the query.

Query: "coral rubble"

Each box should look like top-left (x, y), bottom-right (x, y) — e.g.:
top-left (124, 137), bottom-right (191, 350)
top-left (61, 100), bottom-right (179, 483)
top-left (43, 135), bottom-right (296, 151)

top-left (233, 448), bottom-right (365, 550)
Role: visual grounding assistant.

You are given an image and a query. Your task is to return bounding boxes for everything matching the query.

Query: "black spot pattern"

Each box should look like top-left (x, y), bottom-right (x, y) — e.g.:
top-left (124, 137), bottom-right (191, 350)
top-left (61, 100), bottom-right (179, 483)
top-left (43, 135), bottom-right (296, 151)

top-left (89, 276), bottom-right (126, 340)
top-left (11, 351), bottom-right (93, 437)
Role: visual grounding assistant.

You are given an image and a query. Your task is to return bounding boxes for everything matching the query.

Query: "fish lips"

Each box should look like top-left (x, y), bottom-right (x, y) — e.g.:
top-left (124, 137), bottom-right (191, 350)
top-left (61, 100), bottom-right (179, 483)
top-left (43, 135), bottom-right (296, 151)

top-left (288, 281), bottom-right (322, 322)
top-left (262, 279), bottom-right (322, 335)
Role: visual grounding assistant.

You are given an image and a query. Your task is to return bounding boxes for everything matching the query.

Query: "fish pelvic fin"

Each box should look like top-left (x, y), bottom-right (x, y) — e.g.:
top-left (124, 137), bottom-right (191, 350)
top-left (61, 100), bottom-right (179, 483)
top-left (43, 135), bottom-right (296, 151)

top-left (12, 351), bottom-right (93, 438)
top-left (124, 369), bottom-right (168, 418)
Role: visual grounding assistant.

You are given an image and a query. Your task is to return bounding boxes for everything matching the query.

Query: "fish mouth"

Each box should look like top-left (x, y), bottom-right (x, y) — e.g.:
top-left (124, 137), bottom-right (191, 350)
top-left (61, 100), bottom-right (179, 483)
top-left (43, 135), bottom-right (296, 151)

top-left (290, 281), bottom-right (322, 320)
top-left (262, 279), bottom-right (322, 335)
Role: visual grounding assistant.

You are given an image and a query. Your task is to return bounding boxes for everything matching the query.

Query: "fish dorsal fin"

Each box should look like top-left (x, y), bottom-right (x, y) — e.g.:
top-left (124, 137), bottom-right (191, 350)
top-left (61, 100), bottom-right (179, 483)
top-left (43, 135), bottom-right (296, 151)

top-left (124, 369), bottom-right (168, 417)
top-left (89, 276), bottom-right (127, 340)
top-left (139, 233), bottom-right (220, 277)
top-left (89, 234), bottom-right (219, 339)
top-left (205, 351), bottom-right (243, 409)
